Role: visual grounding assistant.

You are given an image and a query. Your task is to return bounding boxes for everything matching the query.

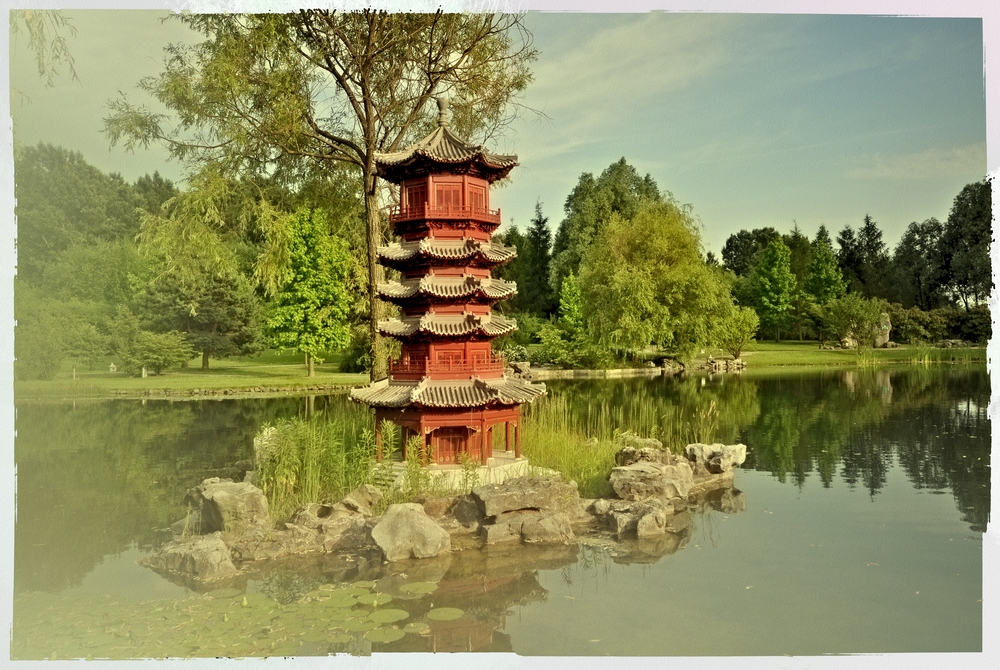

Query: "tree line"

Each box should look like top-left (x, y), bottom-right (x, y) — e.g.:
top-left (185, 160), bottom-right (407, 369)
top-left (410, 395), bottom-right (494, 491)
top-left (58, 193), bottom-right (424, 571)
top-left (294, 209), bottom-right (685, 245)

top-left (494, 159), bottom-right (990, 365)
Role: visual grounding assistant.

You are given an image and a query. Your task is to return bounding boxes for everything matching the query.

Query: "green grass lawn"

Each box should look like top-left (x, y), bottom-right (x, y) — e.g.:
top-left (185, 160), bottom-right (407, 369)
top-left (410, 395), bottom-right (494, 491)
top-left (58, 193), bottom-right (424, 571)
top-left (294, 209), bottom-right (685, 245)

top-left (735, 340), bottom-right (986, 368)
top-left (14, 350), bottom-right (368, 400)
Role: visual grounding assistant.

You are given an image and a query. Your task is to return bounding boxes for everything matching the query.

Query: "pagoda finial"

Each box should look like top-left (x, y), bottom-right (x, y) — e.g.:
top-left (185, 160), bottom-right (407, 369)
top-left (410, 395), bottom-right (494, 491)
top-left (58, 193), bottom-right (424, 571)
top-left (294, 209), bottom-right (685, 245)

top-left (436, 96), bottom-right (450, 127)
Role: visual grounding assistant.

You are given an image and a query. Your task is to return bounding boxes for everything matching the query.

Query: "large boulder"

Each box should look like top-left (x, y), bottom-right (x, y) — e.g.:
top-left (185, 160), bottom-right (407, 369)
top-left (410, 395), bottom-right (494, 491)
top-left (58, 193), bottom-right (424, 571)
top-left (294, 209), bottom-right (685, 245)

top-left (371, 503), bottom-right (451, 561)
top-left (609, 461), bottom-right (693, 501)
top-left (185, 478), bottom-right (270, 534)
top-left (479, 510), bottom-right (574, 545)
top-left (472, 477), bottom-right (579, 518)
top-left (144, 532), bottom-right (237, 580)
top-left (685, 443), bottom-right (747, 475)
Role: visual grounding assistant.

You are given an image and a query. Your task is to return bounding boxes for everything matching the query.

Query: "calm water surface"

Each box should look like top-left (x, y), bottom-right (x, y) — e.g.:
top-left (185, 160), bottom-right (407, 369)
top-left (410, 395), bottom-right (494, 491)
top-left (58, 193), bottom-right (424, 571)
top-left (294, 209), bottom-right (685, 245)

top-left (12, 366), bottom-right (989, 657)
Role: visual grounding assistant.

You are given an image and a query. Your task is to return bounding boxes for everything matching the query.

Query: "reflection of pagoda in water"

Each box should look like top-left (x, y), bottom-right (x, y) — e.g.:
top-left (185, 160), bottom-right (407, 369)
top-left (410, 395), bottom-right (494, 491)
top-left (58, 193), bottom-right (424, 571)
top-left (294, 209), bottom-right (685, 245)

top-left (351, 98), bottom-right (545, 464)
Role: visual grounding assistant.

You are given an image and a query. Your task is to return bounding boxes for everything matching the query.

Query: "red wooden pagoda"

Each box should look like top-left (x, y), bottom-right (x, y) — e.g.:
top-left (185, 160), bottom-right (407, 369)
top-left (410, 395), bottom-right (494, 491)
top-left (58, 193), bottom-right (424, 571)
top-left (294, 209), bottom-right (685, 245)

top-left (351, 99), bottom-right (545, 465)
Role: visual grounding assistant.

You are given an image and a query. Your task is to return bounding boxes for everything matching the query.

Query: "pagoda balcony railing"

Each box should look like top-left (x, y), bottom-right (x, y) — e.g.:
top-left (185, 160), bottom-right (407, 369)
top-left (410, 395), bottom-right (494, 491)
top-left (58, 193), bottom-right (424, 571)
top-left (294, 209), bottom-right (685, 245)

top-left (390, 204), bottom-right (501, 225)
top-left (390, 354), bottom-right (506, 376)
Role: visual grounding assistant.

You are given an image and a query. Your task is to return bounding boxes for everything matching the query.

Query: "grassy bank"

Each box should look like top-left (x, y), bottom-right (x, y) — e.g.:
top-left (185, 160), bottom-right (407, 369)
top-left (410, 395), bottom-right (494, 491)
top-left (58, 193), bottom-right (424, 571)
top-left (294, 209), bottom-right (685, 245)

top-left (14, 350), bottom-right (368, 400)
top-left (735, 340), bottom-right (986, 368)
top-left (15, 342), bottom-right (985, 401)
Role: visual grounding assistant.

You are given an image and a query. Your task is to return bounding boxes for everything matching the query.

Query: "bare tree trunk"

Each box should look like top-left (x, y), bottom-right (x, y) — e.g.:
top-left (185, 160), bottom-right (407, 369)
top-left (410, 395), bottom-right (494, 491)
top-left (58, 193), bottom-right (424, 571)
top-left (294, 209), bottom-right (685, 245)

top-left (202, 351), bottom-right (209, 369)
top-left (307, 353), bottom-right (315, 377)
top-left (364, 166), bottom-right (388, 381)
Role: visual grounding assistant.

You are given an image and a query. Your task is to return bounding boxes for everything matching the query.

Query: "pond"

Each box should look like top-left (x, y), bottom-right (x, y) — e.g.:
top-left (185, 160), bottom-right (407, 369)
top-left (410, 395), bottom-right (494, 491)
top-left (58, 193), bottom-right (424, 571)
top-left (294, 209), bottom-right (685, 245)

top-left (11, 366), bottom-right (989, 657)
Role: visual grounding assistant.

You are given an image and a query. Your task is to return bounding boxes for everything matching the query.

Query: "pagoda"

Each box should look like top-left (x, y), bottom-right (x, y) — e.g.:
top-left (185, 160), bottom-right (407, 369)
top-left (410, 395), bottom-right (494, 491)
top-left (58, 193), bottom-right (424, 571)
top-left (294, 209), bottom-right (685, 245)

top-left (351, 99), bottom-right (545, 466)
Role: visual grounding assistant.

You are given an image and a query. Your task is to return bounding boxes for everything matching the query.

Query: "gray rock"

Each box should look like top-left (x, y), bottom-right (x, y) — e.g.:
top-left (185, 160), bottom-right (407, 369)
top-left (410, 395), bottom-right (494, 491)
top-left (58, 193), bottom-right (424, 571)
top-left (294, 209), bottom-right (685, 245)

top-left (615, 445), bottom-right (672, 467)
top-left (615, 431), bottom-right (664, 451)
top-left (511, 361), bottom-right (531, 374)
top-left (417, 495), bottom-right (453, 519)
top-left (472, 477), bottom-right (579, 518)
top-left (521, 513), bottom-right (574, 544)
top-left (590, 498), bottom-right (674, 540)
top-left (685, 443), bottom-right (747, 475)
top-left (170, 510), bottom-right (202, 535)
top-left (609, 461), bottom-right (693, 501)
top-left (186, 478), bottom-right (270, 534)
top-left (144, 532), bottom-right (237, 580)
top-left (337, 484), bottom-right (383, 516)
top-left (371, 503), bottom-right (451, 561)
top-left (451, 496), bottom-right (485, 528)
top-left (480, 520), bottom-right (523, 544)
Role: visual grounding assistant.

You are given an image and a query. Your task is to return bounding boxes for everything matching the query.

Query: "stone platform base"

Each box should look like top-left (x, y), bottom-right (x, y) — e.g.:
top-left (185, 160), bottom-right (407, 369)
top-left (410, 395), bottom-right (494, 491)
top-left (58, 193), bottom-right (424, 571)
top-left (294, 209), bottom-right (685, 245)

top-left (373, 450), bottom-right (558, 491)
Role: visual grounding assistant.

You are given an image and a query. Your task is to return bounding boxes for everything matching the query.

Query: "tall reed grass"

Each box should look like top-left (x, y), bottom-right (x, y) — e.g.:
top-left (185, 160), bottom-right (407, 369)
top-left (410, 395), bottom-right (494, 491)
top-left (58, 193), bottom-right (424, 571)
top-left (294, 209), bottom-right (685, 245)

top-left (519, 393), bottom-right (720, 498)
top-left (253, 414), bottom-right (376, 520)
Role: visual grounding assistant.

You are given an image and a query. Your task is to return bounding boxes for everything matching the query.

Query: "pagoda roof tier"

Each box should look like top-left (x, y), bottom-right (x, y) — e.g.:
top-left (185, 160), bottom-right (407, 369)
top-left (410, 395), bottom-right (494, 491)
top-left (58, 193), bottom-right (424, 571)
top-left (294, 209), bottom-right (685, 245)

top-left (377, 276), bottom-right (516, 304)
top-left (378, 312), bottom-right (516, 340)
top-left (377, 238), bottom-right (516, 269)
top-left (375, 124), bottom-right (517, 184)
top-left (351, 375), bottom-right (546, 409)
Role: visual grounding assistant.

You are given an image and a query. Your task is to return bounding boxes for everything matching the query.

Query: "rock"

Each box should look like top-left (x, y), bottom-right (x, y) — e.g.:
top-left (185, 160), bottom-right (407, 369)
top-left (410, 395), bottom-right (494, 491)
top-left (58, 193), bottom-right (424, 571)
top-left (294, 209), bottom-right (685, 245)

top-left (186, 479), bottom-right (270, 534)
top-left (590, 498), bottom-right (675, 539)
top-left (511, 361), bottom-right (531, 374)
top-left (472, 477), bottom-right (579, 518)
top-left (615, 445), bottom-right (672, 467)
top-left (371, 503), bottom-right (451, 561)
top-left (417, 495), bottom-right (454, 519)
top-left (144, 532), bottom-right (237, 580)
top-left (450, 496), bottom-right (485, 528)
top-left (242, 470), bottom-right (257, 486)
top-left (170, 510), bottom-right (202, 535)
top-left (480, 520), bottom-right (523, 544)
top-left (337, 484), bottom-right (382, 516)
top-left (521, 513), bottom-right (574, 544)
top-left (614, 431), bottom-right (664, 451)
top-left (609, 461), bottom-right (693, 501)
top-left (685, 443), bottom-right (747, 475)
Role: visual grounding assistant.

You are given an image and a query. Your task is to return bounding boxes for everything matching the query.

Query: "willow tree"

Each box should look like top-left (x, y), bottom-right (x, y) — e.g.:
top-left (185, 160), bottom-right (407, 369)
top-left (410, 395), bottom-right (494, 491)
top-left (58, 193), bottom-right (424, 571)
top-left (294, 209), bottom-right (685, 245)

top-left (579, 200), bottom-right (732, 361)
top-left (105, 10), bottom-right (535, 379)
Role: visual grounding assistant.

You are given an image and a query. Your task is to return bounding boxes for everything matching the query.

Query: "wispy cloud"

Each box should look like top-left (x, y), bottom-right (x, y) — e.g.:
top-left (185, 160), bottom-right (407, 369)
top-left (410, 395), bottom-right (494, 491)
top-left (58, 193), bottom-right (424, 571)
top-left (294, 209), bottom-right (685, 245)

top-left (847, 143), bottom-right (986, 180)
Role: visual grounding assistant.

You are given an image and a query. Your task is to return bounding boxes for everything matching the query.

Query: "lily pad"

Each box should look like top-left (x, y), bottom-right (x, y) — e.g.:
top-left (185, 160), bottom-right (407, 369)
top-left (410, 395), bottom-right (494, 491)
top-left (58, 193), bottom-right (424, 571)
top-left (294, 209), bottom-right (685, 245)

top-left (351, 580), bottom-right (377, 589)
top-left (399, 582), bottom-right (438, 595)
top-left (319, 584), bottom-right (337, 591)
top-left (339, 618), bottom-right (379, 632)
top-left (369, 608), bottom-right (409, 624)
top-left (322, 595), bottom-right (358, 609)
top-left (336, 587), bottom-right (370, 598)
top-left (365, 627), bottom-right (406, 643)
top-left (403, 621), bottom-right (430, 634)
top-left (426, 607), bottom-right (465, 621)
top-left (356, 592), bottom-right (393, 606)
top-left (327, 632), bottom-right (352, 644)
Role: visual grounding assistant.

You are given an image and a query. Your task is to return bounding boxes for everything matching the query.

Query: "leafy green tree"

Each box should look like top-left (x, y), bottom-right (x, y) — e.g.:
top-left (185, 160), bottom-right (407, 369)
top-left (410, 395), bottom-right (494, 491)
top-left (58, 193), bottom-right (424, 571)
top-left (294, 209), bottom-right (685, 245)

top-left (107, 306), bottom-right (193, 376)
top-left (267, 209), bottom-right (354, 376)
top-left (836, 225), bottom-right (864, 294)
top-left (721, 227), bottom-right (781, 277)
top-left (521, 203), bottom-right (556, 315)
top-left (747, 239), bottom-right (796, 341)
top-left (783, 223), bottom-right (813, 339)
top-left (716, 305), bottom-right (760, 360)
top-left (139, 271), bottom-right (263, 369)
top-left (858, 214), bottom-right (890, 298)
top-left (13, 281), bottom-right (67, 380)
top-left (938, 180), bottom-right (991, 309)
top-left (13, 143), bottom-right (143, 282)
top-left (550, 158), bottom-right (662, 294)
top-left (891, 218), bottom-right (944, 311)
top-left (493, 225), bottom-right (529, 312)
top-left (579, 199), bottom-right (731, 360)
top-left (804, 227), bottom-right (847, 344)
top-left (804, 228), bottom-right (847, 305)
top-left (557, 271), bottom-right (585, 337)
top-left (825, 294), bottom-right (887, 348)
top-left (105, 11), bottom-right (536, 381)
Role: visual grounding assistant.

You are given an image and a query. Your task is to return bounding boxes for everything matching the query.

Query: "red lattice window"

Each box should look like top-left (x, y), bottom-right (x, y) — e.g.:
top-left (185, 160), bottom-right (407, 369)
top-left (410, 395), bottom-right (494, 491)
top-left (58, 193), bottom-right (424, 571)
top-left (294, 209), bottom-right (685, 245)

top-left (435, 184), bottom-right (462, 208)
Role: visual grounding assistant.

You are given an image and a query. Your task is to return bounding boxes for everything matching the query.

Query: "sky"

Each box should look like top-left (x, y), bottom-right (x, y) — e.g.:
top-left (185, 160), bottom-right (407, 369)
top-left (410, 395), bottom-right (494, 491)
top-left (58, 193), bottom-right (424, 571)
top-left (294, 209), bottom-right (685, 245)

top-left (6, 8), bottom-right (989, 256)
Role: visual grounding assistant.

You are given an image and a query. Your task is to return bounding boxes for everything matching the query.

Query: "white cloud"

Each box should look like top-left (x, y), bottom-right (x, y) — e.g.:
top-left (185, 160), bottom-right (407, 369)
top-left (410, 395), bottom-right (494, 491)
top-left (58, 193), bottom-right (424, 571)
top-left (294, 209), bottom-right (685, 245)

top-left (847, 143), bottom-right (987, 180)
